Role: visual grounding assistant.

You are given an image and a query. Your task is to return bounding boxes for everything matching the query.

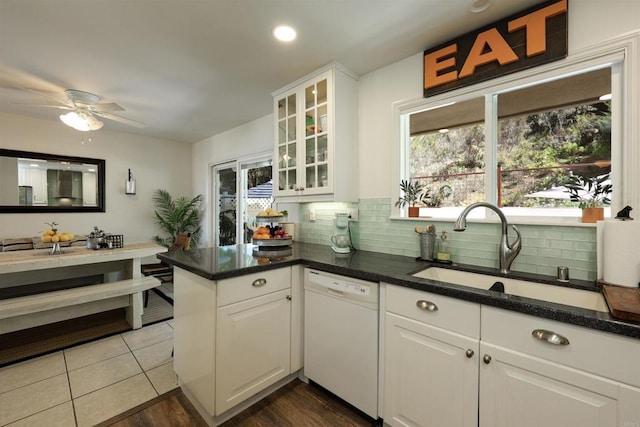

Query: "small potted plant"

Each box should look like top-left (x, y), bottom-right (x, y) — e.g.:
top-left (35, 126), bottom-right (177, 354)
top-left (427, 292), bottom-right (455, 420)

top-left (396, 179), bottom-right (431, 217)
top-left (424, 184), bottom-right (453, 208)
top-left (564, 172), bottom-right (612, 223)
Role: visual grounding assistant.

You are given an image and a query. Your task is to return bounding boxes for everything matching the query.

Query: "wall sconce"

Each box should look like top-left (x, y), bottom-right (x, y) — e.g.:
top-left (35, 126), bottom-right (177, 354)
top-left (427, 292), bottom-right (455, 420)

top-left (125, 169), bottom-right (136, 195)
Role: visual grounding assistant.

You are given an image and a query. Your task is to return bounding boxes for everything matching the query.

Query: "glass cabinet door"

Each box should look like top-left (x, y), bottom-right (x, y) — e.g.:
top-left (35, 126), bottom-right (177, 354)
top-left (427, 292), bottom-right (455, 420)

top-left (304, 78), bottom-right (328, 191)
top-left (276, 93), bottom-right (298, 192)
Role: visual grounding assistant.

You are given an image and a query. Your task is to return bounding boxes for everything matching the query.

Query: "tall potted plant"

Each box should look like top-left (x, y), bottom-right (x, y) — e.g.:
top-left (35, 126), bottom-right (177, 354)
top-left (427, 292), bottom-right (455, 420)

top-left (396, 180), bottom-right (430, 217)
top-left (564, 173), bottom-right (611, 223)
top-left (152, 189), bottom-right (203, 247)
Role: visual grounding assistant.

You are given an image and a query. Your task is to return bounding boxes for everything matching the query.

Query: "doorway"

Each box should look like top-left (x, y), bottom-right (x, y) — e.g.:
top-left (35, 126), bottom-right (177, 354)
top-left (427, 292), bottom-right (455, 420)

top-left (213, 155), bottom-right (273, 246)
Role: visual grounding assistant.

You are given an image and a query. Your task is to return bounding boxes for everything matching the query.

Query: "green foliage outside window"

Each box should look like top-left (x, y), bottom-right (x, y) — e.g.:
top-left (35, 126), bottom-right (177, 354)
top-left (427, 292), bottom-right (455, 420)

top-left (409, 101), bottom-right (611, 209)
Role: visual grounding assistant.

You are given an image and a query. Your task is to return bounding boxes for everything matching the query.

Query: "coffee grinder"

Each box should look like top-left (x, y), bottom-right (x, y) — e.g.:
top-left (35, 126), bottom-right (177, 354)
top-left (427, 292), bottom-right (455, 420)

top-left (331, 212), bottom-right (351, 253)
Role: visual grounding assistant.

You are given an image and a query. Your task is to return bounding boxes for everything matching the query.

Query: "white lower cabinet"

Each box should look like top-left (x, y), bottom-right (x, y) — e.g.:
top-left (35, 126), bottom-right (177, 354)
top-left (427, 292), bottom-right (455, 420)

top-left (479, 306), bottom-right (640, 427)
top-left (479, 342), bottom-right (640, 427)
top-left (383, 285), bottom-right (480, 427)
top-left (382, 286), bottom-right (640, 427)
top-left (215, 288), bottom-right (291, 414)
top-left (384, 313), bottom-right (479, 427)
top-left (173, 266), bottom-right (301, 424)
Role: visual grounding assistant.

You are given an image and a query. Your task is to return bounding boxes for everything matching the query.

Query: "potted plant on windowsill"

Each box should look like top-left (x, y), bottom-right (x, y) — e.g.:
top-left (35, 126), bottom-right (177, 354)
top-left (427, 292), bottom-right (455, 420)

top-left (564, 173), bottom-right (612, 223)
top-left (424, 184), bottom-right (453, 208)
top-left (396, 179), bottom-right (430, 217)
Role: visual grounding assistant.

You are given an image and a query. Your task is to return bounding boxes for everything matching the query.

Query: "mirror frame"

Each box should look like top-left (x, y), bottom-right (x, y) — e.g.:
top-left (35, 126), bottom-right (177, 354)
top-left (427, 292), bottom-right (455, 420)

top-left (0, 149), bottom-right (106, 213)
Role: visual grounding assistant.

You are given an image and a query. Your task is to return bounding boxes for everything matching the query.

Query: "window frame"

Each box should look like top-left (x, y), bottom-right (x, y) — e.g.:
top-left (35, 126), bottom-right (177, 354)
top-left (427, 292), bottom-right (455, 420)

top-left (392, 32), bottom-right (639, 225)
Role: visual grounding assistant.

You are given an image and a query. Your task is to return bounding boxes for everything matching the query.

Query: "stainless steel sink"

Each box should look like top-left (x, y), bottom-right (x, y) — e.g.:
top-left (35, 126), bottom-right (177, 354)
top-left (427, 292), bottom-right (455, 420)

top-left (412, 267), bottom-right (608, 312)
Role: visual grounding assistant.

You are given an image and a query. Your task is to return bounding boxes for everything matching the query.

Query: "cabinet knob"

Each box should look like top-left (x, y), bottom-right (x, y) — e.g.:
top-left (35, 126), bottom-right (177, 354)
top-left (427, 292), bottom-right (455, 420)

top-left (416, 300), bottom-right (438, 311)
top-left (465, 349), bottom-right (474, 358)
top-left (286, 295), bottom-right (292, 301)
top-left (483, 354), bottom-right (492, 364)
top-left (252, 278), bottom-right (267, 287)
top-left (532, 329), bottom-right (570, 346)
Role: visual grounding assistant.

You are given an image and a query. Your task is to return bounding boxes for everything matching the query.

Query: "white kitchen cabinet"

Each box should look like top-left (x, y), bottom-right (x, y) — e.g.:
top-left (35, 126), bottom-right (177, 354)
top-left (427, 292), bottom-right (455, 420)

top-left (383, 285), bottom-right (480, 427)
top-left (216, 288), bottom-right (291, 414)
top-left (82, 172), bottom-right (97, 206)
top-left (19, 167), bottom-right (47, 205)
top-left (173, 267), bottom-right (217, 417)
top-left (272, 63), bottom-right (358, 202)
top-left (479, 306), bottom-right (640, 427)
top-left (173, 266), bottom-right (299, 423)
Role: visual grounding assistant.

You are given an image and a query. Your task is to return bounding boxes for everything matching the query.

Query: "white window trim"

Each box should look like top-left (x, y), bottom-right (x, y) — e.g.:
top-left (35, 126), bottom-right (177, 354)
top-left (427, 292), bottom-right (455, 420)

top-left (391, 31), bottom-right (640, 225)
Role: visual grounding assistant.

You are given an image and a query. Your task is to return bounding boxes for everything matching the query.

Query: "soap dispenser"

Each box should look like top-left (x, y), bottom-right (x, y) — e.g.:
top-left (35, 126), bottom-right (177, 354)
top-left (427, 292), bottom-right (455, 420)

top-left (437, 230), bottom-right (451, 262)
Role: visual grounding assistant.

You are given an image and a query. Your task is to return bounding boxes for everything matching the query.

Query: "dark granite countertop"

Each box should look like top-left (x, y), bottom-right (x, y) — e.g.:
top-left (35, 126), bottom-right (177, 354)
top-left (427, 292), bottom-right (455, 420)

top-left (158, 242), bottom-right (640, 340)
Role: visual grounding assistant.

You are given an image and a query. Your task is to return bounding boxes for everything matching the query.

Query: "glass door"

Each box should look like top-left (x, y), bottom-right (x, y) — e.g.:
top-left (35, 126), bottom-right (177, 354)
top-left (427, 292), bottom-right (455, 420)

top-left (240, 159), bottom-right (273, 243)
top-left (276, 93), bottom-right (298, 193)
top-left (304, 78), bottom-right (328, 191)
top-left (213, 155), bottom-right (273, 246)
top-left (214, 163), bottom-right (237, 246)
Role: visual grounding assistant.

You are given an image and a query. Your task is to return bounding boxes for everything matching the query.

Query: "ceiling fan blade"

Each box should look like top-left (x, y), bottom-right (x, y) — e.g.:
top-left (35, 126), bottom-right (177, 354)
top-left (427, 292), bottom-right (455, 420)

top-left (94, 111), bottom-right (145, 128)
top-left (91, 102), bottom-right (125, 112)
top-left (10, 102), bottom-right (72, 110)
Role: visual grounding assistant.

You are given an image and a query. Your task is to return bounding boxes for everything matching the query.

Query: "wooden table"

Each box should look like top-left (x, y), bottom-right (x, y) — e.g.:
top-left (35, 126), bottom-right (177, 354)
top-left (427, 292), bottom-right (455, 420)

top-left (0, 242), bottom-right (166, 333)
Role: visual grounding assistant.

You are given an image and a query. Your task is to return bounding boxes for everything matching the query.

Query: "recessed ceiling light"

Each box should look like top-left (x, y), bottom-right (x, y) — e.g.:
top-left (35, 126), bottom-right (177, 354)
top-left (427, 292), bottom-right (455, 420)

top-left (599, 93), bottom-right (612, 101)
top-left (273, 25), bottom-right (296, 42)
top-left (439, 128), bottom-right (450, 133)
top-left (470, 0), bottom-right (492, 13)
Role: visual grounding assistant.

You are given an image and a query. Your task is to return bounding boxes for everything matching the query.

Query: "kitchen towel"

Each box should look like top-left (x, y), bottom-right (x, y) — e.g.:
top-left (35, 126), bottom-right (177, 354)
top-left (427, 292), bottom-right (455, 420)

top-left (600, 220), bottom-right (640, 287)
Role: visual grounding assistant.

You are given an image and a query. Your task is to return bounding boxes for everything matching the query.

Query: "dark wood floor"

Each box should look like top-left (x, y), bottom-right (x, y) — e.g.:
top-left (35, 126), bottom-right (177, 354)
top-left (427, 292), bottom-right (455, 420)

top-left (100, 379), bottom-right (376, 426)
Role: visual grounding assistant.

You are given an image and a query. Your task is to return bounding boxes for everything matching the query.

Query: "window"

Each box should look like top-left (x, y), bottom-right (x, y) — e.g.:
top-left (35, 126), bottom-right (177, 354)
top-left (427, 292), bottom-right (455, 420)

top-left (404, 66), bottom-right (614, 221)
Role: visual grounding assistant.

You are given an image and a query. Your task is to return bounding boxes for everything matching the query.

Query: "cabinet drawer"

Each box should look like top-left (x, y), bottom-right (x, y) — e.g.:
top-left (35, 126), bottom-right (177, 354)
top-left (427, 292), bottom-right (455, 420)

top-left (385, 284), bottom-right (480, 339)
top-left (481, 306), bottom-right (640, 387)
top-left (217, 267), bottom-right (291, 306)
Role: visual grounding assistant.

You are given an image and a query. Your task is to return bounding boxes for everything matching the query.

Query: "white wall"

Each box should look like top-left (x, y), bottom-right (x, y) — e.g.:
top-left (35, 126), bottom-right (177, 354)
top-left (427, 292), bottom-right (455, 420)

top-left (192, 114), bottom-right (273, 246)
top-left (358, 0), bottom-right (640, 199)
top-left (0, 112), bottom-right (192, 245)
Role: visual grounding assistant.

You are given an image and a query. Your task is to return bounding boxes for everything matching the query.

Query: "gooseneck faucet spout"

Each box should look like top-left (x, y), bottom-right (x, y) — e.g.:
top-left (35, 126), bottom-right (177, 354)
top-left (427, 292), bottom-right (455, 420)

top-left (453, 202), bottom-right (522, 275)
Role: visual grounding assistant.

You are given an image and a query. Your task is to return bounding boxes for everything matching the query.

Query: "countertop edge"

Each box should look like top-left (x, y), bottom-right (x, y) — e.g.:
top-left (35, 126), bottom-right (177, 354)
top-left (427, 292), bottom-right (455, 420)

top-left (158, 246), bottom-right (640, 340)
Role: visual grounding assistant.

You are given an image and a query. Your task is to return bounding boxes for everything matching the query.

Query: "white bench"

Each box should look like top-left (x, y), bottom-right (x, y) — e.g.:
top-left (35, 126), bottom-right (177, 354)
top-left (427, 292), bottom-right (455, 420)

top-left (0, 276), bottom-right (161, 334)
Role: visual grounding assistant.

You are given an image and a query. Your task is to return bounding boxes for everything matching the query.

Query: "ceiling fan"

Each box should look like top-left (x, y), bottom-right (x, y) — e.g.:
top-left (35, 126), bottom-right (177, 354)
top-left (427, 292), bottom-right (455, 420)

top-left (15, 88), bottom-right (144, 131)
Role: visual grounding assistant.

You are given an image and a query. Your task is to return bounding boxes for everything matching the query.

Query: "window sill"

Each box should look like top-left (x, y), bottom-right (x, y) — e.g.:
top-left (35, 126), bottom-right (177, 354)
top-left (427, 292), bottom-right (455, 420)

top-left (390, 211), bottom-right (608, 228)
top-left (390, 215), bottom-right (602, 227)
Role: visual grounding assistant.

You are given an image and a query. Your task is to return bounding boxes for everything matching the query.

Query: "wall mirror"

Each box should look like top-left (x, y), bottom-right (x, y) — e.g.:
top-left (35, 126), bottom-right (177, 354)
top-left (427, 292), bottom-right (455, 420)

top-left (0, 149), bottom-right (105, 213)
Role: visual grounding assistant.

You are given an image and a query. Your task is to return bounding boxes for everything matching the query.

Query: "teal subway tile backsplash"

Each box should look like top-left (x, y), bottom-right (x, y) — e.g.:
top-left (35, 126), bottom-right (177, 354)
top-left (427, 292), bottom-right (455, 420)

top-left (295, 198), bottom-right (597, 281)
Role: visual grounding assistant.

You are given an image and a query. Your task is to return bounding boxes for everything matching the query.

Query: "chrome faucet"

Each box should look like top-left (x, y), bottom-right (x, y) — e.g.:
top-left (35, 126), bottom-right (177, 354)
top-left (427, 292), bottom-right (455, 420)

top-left (453, 202), bottom-right (522, 275)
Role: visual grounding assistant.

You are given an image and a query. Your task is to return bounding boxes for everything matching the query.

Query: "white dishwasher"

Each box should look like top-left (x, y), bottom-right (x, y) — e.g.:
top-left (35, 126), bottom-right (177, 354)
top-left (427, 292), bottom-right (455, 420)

top-left (304, 268), bottom-right (379, 419)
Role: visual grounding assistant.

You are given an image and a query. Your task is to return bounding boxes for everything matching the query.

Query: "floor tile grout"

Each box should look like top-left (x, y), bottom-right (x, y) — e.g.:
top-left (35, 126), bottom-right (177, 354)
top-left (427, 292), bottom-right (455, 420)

top-left (0, 320), bottom-right (176, 427)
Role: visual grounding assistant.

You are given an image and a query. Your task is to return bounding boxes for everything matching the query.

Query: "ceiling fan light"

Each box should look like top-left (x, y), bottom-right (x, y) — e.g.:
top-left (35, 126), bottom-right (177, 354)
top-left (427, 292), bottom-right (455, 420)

top-left (86, 114), bottom-right (104, 130)
top-left (60, 111), bottom-right (89, 131)
top-left (59, 111), bottom-right (102, 131)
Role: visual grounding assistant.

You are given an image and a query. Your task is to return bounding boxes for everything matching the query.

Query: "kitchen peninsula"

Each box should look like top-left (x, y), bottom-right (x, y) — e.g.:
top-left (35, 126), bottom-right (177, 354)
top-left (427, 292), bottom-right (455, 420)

top-left (0, 242), bottom-right (166, 333)
top-left (160, 242), bottom-right (640, 426)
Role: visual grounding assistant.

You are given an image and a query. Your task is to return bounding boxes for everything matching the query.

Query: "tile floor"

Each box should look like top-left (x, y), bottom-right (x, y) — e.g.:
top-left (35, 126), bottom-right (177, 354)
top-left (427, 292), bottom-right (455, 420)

top-left (0, 320), bottom-right (177, 427)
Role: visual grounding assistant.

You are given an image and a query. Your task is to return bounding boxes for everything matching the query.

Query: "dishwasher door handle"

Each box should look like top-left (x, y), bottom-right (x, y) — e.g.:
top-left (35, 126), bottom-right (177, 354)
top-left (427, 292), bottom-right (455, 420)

top-left (327, 288), bottom-right (345, 297)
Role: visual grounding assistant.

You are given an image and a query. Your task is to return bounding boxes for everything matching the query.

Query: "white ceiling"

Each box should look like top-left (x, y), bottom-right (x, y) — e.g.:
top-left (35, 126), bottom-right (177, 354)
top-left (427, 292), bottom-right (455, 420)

top-left (0, 0), bottom-right (544, 144)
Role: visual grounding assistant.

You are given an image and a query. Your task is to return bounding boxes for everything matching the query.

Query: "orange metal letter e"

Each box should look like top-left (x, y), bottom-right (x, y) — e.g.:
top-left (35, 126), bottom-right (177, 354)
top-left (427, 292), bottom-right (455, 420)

top-left (424, 44), bottom-right (458, 90)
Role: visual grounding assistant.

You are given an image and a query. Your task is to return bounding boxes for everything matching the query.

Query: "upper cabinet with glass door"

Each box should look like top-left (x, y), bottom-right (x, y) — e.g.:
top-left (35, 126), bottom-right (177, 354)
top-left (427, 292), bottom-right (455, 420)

top-left (273, 63), bottom-right (359, 201)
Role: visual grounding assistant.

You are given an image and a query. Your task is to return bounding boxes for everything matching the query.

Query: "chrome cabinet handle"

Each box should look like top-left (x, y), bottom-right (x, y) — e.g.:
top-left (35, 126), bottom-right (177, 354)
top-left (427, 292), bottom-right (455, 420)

top-left (483, 354), bottom-right (492, 364)
top-left (252, 278), bottom-right (267, 287)
top-left (416, 300), bottom-right (438, 311)
top-left (532, 329), bottom-right (570, 346)
top-left (286, 295), bottom-right (292, 301)
top-left (466, 349), bottom-right (474, 358)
